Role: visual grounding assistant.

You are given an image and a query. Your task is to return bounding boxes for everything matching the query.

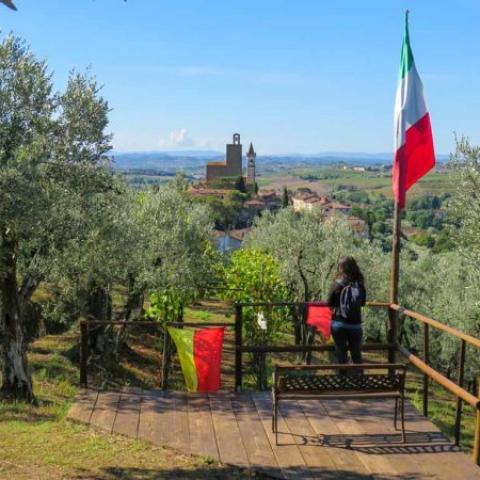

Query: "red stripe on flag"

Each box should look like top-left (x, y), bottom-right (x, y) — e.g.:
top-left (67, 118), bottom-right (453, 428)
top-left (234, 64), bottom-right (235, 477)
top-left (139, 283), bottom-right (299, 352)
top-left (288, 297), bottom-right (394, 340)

top-left (393, 113), bottom-right (435, 208)
top-left (306, 303), bottom-right (332, 342)
top-left (193, 327), bottom-right (224, 392)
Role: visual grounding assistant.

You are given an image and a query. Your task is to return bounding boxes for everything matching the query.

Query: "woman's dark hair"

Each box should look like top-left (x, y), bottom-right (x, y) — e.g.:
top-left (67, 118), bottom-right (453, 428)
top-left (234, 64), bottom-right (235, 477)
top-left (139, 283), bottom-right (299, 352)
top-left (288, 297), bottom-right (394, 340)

top-left (336, 256), bottom-right (364, 284)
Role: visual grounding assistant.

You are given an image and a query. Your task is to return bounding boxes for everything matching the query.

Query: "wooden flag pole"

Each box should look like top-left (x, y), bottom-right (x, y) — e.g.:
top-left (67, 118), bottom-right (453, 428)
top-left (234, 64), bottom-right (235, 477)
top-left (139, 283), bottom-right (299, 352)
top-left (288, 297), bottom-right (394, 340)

top-left (390, 200), bottom-right (401, 304)
top-left (388, 200), bottom-right (402, 364)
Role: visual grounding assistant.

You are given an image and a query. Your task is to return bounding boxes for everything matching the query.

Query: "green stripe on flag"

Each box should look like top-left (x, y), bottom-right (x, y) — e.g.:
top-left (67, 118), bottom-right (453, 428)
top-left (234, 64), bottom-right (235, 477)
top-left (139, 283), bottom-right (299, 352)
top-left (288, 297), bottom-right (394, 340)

top-left (399, 11), bottom-right (414, 80)
top-left (168, 327), bottom-right (198, 392)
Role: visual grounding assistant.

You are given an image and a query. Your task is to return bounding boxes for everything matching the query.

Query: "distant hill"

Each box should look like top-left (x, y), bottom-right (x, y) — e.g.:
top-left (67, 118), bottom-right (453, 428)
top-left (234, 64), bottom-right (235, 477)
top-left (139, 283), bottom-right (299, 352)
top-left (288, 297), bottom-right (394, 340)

top-left (111, 150), bottom-right (449, 173)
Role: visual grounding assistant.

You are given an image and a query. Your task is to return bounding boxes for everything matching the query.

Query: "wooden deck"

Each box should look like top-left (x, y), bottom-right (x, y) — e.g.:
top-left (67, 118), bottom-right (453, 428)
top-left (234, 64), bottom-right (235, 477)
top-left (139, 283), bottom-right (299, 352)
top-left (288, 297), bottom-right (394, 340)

top-left (68, 389), bottom-right (480, 479)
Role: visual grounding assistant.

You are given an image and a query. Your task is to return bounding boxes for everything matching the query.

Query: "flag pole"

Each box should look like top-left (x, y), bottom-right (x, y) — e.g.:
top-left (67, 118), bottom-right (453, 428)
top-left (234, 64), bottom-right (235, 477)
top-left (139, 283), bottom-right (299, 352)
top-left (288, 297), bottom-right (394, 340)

top-left (388, 197), bottom-right (402, 365)
top-left (390, 200), bottom-right (401, 305)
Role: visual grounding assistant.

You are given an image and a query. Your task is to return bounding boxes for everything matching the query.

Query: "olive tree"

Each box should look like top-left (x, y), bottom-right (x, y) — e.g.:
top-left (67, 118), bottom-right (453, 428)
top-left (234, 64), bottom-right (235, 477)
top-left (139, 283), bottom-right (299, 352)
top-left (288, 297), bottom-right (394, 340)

top-left (134, 183), bottom-right (217, 322)
top-left (0, 36), bottom-right (112, 402)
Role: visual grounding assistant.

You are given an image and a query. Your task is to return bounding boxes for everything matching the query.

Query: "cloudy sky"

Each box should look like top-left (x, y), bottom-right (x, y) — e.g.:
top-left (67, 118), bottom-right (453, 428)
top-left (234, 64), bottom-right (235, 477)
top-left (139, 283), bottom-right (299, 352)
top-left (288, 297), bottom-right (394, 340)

top-left (3, 0), bottom-right (480, 154)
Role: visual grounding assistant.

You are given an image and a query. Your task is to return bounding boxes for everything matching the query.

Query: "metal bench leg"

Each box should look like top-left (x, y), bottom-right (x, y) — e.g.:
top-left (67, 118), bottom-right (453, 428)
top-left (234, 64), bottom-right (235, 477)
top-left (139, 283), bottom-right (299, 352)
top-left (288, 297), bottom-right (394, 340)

top-left (274, 399), bottom-right (279, 445)
top-left (401, 395), bottom-right (406, 443)
top-left (272, 398), bottom-right (275, 432)
top-left (394, 397), bottom-right (399, 430)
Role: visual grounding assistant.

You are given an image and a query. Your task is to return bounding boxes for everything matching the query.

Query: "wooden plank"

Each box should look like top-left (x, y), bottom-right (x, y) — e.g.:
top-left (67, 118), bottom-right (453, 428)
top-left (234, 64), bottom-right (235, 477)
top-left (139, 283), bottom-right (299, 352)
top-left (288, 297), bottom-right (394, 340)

top-left (251, 392), bottom-right (311, 480)
top-left (112, 388), bottom-right (142, 438)
top-left (278, 398), bottom-right (337, 471)
top-left (231, 393), bottom-right (282, 478)
top-left (89, 390), bottom-right (121, 433)
top-left (168, 391), bottom-right (190, 452)
top-left (321, 399), bottom-right (399, 477)
top-left (392, 400), bottom-right (480, 480)
top-left (138, 390), bottom-right (185, 452)
top-left (208, 392), bottom-right (249, 467)
top-left (67, 388), bottom-right (98, 425)
top-left (187, 394), bottom-right (219, 460)
top-left (138, 390), bottom-right (168, 446)
top-left (298, 399), bottom-right (371, 476)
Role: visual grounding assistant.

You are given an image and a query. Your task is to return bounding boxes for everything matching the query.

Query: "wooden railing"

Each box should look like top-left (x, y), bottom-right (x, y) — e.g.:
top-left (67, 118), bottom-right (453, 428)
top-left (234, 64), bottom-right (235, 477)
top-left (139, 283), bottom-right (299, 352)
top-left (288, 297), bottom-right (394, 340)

top-left (366, 303), bottom-right (480, 464)
top-left (387, 304), bottom-right (480, 454)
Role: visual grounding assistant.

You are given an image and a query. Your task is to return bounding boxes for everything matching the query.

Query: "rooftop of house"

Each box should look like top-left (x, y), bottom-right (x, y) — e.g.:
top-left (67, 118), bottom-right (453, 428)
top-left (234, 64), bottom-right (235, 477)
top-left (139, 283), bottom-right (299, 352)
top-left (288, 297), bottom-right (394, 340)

top-left (324, 201), bottom-right (351, 210)
top-left (206, 161), bottom-right (227, 167)
top-left (244, 199), bottom-right (266, 208)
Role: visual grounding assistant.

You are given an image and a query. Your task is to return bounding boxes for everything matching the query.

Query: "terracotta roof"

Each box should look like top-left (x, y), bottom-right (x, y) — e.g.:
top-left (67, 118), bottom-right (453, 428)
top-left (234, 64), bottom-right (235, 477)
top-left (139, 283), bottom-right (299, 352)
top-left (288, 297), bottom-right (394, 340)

top-left (324, 202), bottom-right (351, 210)
top-left (304, 197), bottom-right (322, 204)
top-left (244, 199), bottom-right (266, 208)
top-left (207, 161), bottom-right (227, 167)
top-left (229, 228), bottom-right (252, 241)
top-left (211, 228), bottom-right (252, 242)
top-left (347, 216), bottom-right (368, 232)
top-left (293, 192), bottom-right (317, 201)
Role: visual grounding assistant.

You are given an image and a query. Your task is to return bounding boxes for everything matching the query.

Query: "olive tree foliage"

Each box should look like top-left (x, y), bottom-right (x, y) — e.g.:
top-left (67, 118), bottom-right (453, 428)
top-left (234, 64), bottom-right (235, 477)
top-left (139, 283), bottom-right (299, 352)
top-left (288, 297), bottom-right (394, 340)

top-left (223, 248), bottom-right (290, 389)
top-left (0, 36), bottom-right (113, 401)
top-left (450, 137), bottom-right (480, 276)
top-left (137, 183), bottom-right (218, 323)
top-left (244, 208), bottom-right (390, 341)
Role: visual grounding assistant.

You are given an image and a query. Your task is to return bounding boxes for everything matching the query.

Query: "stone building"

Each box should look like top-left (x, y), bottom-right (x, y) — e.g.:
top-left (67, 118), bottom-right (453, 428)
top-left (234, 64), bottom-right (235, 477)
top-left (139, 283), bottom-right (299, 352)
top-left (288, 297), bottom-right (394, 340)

top-left (206, 133), bottom-right (256, 184)
top-left (206, 133), bottom-right (243, 182)
top-left (246, 142), bottom-right (256, 184)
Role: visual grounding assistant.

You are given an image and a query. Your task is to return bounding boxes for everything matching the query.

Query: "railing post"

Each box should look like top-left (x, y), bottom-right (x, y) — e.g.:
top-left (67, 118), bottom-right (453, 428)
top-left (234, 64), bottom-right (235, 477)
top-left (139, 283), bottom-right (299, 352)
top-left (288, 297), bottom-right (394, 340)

top-left (235, 303), bottom-right (242, 392)
top-left (387, 306), bottom-right (397, 365)
top-left (473, 379), bottom-right (480, 465)
top-left (454, 339), bottom-right (467, 446)
top-left (161, 327), bottom-right (171, 390)
top-left (423, 323), bottom-right (429, 417)
top-left (80, 321), bottom-right (88, 387)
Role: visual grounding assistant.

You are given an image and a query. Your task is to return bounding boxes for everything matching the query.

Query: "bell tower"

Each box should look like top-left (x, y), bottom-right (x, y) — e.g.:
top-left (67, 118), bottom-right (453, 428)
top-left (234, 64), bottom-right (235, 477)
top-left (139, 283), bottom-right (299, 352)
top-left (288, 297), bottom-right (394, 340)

top-left (246, 142), bottom-right (256, 184)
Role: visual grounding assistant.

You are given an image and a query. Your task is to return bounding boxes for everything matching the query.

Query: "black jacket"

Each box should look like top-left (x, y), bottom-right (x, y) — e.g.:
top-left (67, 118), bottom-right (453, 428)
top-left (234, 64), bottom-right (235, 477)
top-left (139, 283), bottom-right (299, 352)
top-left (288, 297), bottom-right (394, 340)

top-left (327, 278), bottom-right (366, 324)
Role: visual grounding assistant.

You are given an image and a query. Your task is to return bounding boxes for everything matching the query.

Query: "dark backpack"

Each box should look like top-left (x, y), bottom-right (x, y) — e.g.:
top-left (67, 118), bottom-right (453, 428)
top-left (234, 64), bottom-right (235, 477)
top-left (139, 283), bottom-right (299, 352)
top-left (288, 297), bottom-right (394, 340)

top-left (338, 281), bottom-right (363, 322)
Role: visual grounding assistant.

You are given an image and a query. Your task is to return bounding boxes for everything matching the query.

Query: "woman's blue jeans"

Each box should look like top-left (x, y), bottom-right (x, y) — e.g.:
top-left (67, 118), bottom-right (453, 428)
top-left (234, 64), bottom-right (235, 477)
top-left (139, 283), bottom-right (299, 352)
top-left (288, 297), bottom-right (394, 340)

top-left (331, 326), bottom-right (363, 365)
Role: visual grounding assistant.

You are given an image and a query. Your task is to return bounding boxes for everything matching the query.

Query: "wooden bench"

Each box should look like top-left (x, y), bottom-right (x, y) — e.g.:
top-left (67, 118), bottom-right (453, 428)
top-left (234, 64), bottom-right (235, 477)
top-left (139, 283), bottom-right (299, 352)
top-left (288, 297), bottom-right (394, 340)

top-left (272, 363), bottom-right (407, 445)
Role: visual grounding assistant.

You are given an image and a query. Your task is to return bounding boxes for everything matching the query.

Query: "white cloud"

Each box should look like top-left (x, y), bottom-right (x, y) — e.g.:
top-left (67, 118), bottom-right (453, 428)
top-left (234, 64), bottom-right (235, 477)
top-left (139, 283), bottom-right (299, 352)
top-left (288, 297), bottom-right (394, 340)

top-left (160, 128), bottom-right (192, 147)
top-left (158, 128), bottom-right (214, 150)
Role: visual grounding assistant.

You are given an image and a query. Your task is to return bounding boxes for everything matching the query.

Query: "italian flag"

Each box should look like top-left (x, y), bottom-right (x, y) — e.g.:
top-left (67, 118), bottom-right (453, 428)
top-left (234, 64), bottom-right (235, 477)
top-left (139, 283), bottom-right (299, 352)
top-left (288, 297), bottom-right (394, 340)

top-left (393, 12), bottom-right (435, 208)
top-left (168, 326), bottom-right (224, 392)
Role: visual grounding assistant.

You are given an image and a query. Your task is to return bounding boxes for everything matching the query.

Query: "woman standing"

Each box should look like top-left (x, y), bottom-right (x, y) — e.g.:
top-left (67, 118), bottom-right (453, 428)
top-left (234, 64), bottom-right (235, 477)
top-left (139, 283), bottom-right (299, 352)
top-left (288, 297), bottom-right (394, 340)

top-left (327, 256), bottom-right (366, 366)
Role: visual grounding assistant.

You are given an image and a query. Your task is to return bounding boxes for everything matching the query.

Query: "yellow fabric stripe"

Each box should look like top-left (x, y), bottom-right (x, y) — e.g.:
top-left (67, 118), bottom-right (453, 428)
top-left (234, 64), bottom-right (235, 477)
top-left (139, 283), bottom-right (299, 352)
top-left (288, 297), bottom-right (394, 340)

top-left (168, 327), bottom-right (198, 392)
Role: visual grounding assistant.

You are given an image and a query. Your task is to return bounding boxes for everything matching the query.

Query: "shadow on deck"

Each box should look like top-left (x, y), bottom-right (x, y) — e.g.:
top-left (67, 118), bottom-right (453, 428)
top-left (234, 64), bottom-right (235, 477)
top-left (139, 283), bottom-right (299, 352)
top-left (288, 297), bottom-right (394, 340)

top-left (67, 389), bottom-right (480, 479)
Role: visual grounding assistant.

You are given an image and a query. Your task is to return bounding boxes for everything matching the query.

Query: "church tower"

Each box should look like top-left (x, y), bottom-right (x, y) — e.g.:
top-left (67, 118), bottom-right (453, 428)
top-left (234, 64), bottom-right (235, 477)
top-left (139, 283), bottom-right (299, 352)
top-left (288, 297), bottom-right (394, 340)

top-left (246, 142), bottom-right (256, 184)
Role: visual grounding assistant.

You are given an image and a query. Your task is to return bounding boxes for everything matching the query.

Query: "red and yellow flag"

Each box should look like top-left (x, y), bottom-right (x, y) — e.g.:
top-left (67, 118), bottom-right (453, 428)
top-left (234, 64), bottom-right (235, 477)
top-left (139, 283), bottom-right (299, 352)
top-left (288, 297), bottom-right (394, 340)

top-left (168, 326), bottom-right (224, 392)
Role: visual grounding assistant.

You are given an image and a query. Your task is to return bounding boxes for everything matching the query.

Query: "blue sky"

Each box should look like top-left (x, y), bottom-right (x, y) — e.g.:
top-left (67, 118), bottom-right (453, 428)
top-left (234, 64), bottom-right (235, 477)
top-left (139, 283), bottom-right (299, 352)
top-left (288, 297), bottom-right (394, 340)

top-left (2, 0), bottom-right (479, 154)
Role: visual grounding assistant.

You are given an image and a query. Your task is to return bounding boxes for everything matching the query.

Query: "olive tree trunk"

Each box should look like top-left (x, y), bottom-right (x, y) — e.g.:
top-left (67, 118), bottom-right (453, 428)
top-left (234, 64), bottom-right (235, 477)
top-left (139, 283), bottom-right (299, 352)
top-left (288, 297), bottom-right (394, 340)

top-left (0, 233), bottom-right (34, 403)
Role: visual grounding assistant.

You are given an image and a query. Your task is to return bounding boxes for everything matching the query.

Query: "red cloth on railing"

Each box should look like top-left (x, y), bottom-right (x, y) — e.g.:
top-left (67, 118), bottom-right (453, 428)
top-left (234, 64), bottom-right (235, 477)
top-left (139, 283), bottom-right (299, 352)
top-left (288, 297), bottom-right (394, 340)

top-left (306, 303), bottom-right (332, 342)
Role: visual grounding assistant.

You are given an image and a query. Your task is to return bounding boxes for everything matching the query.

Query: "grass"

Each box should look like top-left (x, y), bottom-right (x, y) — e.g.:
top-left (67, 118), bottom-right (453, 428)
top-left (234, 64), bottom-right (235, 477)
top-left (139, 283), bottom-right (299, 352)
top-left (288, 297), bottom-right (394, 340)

top-left (0, 328), bottom-right (250, 480)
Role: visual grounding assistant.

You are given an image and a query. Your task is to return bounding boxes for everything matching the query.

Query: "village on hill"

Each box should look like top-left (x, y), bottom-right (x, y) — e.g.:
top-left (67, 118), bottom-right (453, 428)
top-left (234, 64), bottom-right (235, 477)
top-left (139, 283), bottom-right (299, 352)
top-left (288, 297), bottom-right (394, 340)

top-left (189, 133), bottom-right (368, 251)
